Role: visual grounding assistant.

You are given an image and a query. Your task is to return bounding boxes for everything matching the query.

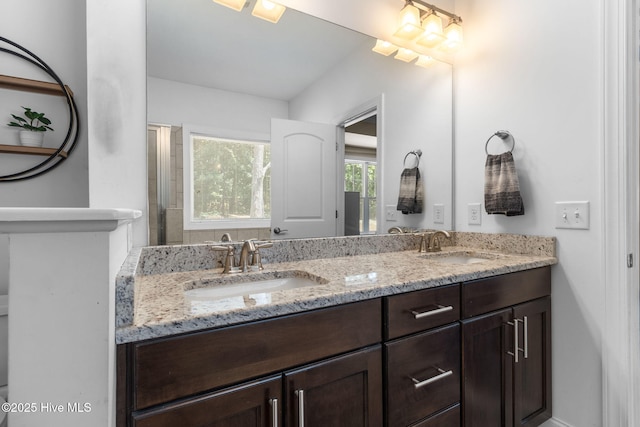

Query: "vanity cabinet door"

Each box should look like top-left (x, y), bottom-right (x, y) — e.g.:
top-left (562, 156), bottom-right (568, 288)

top-left (462, 298), bottom-right (552, 427)
top-left (131, 375), bottom-right (281, 427)
top-left (513, 297), bottom-right (552, 426)
top-left (461, 308), bottom-right (513, 427)
top-left (284, 345), bottom-right (383, 427)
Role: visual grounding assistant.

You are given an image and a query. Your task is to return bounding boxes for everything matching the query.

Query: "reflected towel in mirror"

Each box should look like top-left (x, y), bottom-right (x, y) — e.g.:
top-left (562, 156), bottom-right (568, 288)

top-left (397, 167), bottom-right (423, 214)
top-left (484, 152), bottom-right (524, 216)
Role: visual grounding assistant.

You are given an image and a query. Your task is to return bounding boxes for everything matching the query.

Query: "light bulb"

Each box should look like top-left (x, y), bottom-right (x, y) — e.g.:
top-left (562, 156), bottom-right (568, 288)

top-left (261, 0), bottom-right (275, 10)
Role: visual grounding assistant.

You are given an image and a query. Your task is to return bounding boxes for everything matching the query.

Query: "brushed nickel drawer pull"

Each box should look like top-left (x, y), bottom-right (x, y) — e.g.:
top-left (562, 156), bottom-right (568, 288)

top-left (410, 368), bottom-right (453, 389)
top-left (410, 304), bottom-right (454, 319)
top-left (507, 319), bottom-right (525, 363)
top-left (269, 398), bottom-right (279, 427)
top-left (295, 390), bottom-right (305, 427)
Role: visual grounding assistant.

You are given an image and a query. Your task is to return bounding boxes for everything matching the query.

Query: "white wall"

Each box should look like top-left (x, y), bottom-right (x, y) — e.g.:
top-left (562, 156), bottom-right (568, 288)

top-left (148, 77), bottom-right (289, 133)
top-left (454, 1), bottom-right (604, 426)
top-left (0, 0), bottom-right (89, 207)
top-left (289, 42), bottom-right (453, 231)
top-left (86, 0), bottom-right (148, 247)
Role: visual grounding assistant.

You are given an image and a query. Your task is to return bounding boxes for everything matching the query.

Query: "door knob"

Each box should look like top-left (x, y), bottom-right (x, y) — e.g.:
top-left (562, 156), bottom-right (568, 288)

top-left (273, 227), bottom-right (288, 235)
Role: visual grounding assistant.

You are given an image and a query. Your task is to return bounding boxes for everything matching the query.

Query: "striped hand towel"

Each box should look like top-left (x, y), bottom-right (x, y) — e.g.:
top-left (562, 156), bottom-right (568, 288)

top-left (484, 152), bottom-right (524, 216)
top-left (396, 167), bottom-right (423, 214)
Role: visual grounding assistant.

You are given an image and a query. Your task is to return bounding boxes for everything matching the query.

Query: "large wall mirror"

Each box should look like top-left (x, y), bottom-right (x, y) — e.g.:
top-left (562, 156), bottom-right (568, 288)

top-left (147, 0), bottom-right (453, 245)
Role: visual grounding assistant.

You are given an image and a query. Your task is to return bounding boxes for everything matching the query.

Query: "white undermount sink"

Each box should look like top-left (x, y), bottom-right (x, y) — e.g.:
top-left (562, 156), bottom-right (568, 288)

top-left (432, 255), bottom-right (490, 265)
top-left (184, 272), bottom-right (326, 301)
top-left (424, 251), bottom-right (497, 265)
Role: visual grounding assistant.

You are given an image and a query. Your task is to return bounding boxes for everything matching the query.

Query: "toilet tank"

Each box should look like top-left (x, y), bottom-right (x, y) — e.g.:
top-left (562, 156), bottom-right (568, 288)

top-left (0, 295), bottom-right (7, 387)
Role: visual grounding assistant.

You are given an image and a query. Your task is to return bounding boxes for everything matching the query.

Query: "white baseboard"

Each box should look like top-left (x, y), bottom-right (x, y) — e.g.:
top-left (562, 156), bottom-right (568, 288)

top-left (541, 417), bottom-right (574, 427)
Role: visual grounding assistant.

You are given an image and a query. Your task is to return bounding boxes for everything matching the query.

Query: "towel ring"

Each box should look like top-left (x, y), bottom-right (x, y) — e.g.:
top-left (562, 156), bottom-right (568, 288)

top-left (485, 130), bottom-right (515, 155)
top-left (403, 149), bottom-right (422, 168)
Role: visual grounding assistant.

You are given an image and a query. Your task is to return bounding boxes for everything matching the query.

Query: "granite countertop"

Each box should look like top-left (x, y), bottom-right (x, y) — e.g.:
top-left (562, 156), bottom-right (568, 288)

top-left (115, 233), bottom-right (557, 344)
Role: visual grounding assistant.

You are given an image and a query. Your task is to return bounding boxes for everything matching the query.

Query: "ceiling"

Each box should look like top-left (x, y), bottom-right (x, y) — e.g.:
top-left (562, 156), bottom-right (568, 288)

top-left (147, 0), bottom-right (373, 101)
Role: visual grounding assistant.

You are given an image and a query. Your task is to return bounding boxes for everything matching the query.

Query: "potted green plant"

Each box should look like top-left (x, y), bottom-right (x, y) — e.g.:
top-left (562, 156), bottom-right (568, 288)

top-left (7, 106), bottom-right (54, 147)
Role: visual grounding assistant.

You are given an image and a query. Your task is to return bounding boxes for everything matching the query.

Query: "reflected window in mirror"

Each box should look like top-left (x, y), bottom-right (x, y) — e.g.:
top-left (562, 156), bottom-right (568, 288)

top-left (184, 127), bottom-right (271, 231)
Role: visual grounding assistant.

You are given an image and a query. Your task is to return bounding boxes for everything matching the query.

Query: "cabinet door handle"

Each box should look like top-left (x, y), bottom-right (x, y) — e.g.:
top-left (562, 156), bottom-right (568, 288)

top-left (295, 389), bottom-right (305, 427)
top-left (410, 304), bottom-right (453, 319)
top-left (269, 398), bottom-right (279, 427)
top-left (507, 320), bottom-right (519, 363)
top-left (410, 368), bottom-right (453, 389)
top-left (523, 316), bottom-right (529, 359)
top-left (507, 319), bottom-right (526, 363)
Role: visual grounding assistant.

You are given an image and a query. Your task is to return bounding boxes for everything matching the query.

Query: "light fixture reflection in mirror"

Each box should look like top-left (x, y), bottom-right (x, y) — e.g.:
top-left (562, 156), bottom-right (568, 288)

top-left (212, 0), bottom-right (245, 12)
top-left (252, 0), bottom-right (286, 23)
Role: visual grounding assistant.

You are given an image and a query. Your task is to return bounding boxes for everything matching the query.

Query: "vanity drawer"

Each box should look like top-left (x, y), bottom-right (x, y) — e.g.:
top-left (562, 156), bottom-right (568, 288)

top-left (411, 404), bottom-right (460, 427)
top-left (385, 284), bottom-right (460, 340)
top-left (462, 266), bottom-right (551, 318)
top-left (131, 299), bottom-right (381, 410)
top-left (385, 323), bottom-right (460, 427)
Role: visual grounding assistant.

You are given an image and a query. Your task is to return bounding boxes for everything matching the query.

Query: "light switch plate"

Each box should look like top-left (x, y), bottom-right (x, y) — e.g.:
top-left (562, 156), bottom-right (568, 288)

top-left (386, 205), bottom-right (397, 221)
top-left (468, 203), bottom-right (482, 225)
top-left (555, 201), bottom-right (590, 229)
top-left (434, 204), bottom-right (444, 224)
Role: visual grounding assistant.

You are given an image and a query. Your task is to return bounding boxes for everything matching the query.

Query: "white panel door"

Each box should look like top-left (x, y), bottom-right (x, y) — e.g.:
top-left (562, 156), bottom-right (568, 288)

top-left (270, 118), bottom-right (337, 239)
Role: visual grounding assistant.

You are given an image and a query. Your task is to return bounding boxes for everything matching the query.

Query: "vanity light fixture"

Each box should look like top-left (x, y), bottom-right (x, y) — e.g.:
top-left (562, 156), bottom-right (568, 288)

top-left (251, 0), bottom-right (286, 23)
top-left (416, 10), bottom-right (445, 48)
top-left (394, 48), bottom-right (419, 62)
top-left (440, 16), bottom-right (464, 52)
top-left (393, 1), bottom-right (423, 40)
top-left (212, 0), bottom-right (246, 12)
top-left (391, 0), bottom-right (464, 53)
top-left (372, 39), bottom-right (399, 56)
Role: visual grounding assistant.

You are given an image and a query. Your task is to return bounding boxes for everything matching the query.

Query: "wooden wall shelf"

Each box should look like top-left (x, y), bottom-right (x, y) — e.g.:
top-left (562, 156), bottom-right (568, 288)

top-left (0, 74), bottom-right (73, 97)
top-left (0, 144), bottom-right (68, 159)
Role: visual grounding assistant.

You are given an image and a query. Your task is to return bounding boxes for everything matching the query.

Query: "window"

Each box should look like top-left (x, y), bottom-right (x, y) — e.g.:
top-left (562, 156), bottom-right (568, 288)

top-left (184, 126), bottom-right (271, 229)
top-left (345, 160), bottom-right (377, 234)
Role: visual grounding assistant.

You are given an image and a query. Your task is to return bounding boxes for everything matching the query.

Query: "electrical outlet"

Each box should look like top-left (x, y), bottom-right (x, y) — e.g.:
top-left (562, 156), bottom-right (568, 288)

top-left (386, 205), bottom-right (397, 221)
top-left (468, 203), bottom-right (482, 225)
top-left (434, 204), bottom-right (444, 224)
top-left (555, 201), bottom-right (590, 229)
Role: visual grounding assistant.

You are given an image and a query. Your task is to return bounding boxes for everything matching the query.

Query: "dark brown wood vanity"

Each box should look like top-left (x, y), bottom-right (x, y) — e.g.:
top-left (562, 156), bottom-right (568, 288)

top-left (116, 266), bottom-right (551, 427)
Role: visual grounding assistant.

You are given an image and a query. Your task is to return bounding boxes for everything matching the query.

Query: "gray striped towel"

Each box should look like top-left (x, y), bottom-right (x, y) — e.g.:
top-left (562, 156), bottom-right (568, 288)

top-left (396, 167), bottom-right (423, 214)
top-left (484, 152), bottom-right (524, 216)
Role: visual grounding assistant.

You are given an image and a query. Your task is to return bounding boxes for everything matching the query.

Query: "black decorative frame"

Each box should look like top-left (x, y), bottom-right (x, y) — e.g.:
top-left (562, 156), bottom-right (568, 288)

top-left (0, 36), bottom-right (80, 181)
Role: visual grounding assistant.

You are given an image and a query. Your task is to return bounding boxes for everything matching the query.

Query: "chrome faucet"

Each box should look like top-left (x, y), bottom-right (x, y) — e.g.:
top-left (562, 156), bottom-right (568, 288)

top-left (388, 226), bottom-right (404, 234)
top-left (426, 230), bottom-right (451, 252)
